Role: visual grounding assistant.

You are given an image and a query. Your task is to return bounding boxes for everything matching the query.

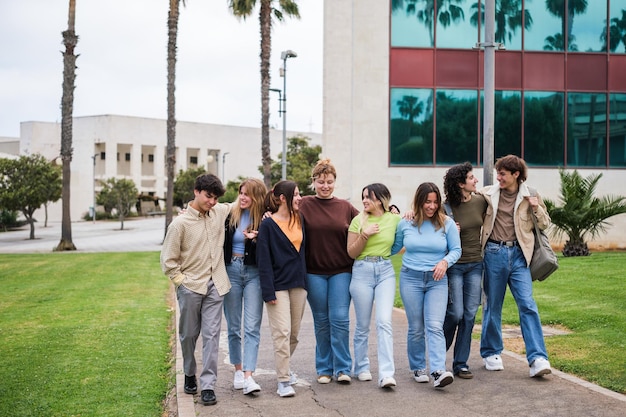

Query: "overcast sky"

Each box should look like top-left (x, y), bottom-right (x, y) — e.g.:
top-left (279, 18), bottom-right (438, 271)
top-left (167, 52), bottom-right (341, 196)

top-left (0, 0), bottom-right (323, 138)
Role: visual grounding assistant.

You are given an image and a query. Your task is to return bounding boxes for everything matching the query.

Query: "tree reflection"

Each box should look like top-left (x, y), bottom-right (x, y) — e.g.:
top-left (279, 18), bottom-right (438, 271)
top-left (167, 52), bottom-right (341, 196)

top-left (394, 0), bottom-right (466, 46)
top-left (544, 0), bottom-right (588, 51)
top-left (470, 0), bottom-right (532, 47)
top-left (391, 93), bottom-right (433, 164)
top-left (601, 9), bottom-right (626, 53)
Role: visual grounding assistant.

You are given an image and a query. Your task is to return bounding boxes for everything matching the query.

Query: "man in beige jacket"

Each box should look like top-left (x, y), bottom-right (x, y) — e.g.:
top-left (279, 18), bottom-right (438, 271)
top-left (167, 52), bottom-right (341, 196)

top-left (479, 155), bottom-right (552, 378)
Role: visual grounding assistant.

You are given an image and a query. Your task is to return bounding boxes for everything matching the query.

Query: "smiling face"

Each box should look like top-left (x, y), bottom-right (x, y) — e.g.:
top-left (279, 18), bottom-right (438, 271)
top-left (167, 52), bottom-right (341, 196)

top-left (192, 189), bottom-right (219, 214)
top-left (362, 188), bottom-right (382, 215)
top-left (422, 192), bottom-right (439, 219)
top-left (461, 170), bottom-right (479, 194)
top-left (313, 173), bottom-right (335, 199)
top-left (239, 185), bottom-right (252, 210)
top-left (291, 187), bottom-right (302, 211)
top-left (497, 168), bottom-right (520, 192)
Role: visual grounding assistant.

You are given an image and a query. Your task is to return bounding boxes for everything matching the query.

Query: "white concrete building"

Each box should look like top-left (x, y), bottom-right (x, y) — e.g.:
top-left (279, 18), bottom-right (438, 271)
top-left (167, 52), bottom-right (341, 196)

top-left (11, 114), bottom-right (319, 223)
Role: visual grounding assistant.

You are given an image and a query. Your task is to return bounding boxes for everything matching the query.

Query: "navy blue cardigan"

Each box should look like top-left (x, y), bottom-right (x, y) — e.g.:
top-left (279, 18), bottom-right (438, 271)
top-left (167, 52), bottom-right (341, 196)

top-left (256, 215), bottom-right (307, 302)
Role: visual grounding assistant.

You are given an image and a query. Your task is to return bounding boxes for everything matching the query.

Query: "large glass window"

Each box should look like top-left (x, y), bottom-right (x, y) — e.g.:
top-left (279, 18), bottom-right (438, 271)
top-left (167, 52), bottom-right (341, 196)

top-left (569, 1), bottom-right (607, 52)
top-left (390, 88), bottom-right (434, 165)
top-left (435, 89), bottom-right (479, 164)
top-left (525, 0), bottom-right (564, 51)
top-left (609, 93), bottom-right (626, 167)
top-left (437, 1), bottom-right (478, 48)
top-left (607, 0), bottom-right (626, 53)
top-left (391, 1), bottom-right (434, 47)
top-left (567, 93), bottom-right (607, 167)
top-left (524, 91), bottom-right (564, 165)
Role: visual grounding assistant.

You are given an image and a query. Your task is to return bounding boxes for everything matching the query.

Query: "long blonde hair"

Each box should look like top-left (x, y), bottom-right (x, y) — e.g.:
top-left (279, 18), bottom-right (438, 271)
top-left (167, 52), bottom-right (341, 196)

top-left (229, 178), bottom-right (267, 231)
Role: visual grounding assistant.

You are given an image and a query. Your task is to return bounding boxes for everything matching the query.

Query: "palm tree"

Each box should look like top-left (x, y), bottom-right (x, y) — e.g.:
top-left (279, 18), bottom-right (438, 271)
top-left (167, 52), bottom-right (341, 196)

top-left (228, 0), bottom-right (300, 188)
top-left (545, 0), bottom-right (588, 51)
top-left (396, 0), bottom-right (465, 46)
top-left (55, 0), bottom-right (78, 251)
top-left (470, 0), bottom-right (532, 47)
top-left (164, 0), bottom-right (185, 235)
top-left (544, 32), bottom-right (577, 51)
top-left (601, 9), bottom-right (626, 52)
top-left (544, 169), bottom-right (626, 257)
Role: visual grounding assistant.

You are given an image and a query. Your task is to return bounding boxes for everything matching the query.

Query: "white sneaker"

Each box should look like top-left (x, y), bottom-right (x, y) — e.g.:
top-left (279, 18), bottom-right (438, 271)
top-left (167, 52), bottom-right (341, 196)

top-left (277, 381), bottom-right (295, 397)
top-left (357, 371), bottom-right (372, 381)
top-left (317, 375), bottom-right (332, 384)
top-left (288, 370), bottom-right (298, 385)
top-left (337, 372), bottom-right (352, 384)
top-left (432, 371), bottom-right (454, 388)
top-left (413, 369), bottom-right (429, 383)
top-left (243, 376), bottom-right (261, 394)
top-left (233, 370), bottom-right (245, 389)
top-left (379, 376), bottom-right (397, 388)
top-left (529, 358), bottom-right (552, 377)
top-left (483, 354), bottom-right (504, 371)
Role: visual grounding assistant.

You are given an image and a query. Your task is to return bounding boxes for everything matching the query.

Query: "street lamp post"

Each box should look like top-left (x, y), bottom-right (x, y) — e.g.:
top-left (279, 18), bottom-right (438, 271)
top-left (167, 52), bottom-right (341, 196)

top-left (280, 50), bottom-right (297, 180)
top-left (222, 152), bottom-right (230, 183)
top-left (91, 153), bottom-right (98, 224)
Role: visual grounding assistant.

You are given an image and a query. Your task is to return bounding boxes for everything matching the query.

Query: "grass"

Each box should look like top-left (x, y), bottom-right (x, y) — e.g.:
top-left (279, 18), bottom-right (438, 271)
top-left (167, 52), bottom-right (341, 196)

top-left (0, 252), bottom-right (172, 417)
top-left (392, 252), bottom-right (626, 394)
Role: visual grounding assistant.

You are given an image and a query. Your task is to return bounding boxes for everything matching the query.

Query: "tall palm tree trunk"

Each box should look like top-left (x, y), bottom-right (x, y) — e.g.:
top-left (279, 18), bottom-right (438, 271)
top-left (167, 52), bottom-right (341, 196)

top-left (260, 0), bottom-right (272, 188)
top-left (165, 0), bottom-right (180, 237)
top-left (56, 0), bottom-right (77, 251)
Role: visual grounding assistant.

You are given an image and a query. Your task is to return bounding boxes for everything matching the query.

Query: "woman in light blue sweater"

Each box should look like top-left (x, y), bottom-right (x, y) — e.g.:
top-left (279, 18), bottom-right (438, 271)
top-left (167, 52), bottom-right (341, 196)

top-left (391, 182), bottom-right (461, 389)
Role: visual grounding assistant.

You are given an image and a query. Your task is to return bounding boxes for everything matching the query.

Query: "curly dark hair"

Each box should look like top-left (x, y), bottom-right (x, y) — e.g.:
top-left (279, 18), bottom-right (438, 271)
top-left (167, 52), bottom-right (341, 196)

top-left (443, 162), bottom-right (473, 207)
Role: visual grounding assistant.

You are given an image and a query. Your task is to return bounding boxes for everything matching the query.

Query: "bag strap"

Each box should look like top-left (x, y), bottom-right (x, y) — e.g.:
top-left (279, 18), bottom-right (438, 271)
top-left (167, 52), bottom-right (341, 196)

top-left (527, 187), bottom-right (542, 235)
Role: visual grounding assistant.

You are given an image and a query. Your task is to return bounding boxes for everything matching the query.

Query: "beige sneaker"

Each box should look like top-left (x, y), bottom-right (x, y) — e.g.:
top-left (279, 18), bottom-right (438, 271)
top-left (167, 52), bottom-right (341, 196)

top-left (337, 372), bottom-right (352, 384)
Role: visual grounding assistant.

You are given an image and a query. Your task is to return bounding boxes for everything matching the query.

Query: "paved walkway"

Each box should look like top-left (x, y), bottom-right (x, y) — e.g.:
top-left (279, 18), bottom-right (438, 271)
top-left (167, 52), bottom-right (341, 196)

top-left (2, 219), bottom-right (624, 416)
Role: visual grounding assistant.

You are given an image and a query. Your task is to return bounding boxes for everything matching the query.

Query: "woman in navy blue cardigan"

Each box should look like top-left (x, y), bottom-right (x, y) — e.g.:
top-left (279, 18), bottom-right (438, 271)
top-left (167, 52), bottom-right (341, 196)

top-left (256, 180), bottom-right (307, 398)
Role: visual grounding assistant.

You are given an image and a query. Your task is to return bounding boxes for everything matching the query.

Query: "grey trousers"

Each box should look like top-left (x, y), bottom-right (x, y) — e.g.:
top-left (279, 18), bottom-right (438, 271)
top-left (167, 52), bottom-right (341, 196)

top-left (177, 280), bottom-right (224, 390)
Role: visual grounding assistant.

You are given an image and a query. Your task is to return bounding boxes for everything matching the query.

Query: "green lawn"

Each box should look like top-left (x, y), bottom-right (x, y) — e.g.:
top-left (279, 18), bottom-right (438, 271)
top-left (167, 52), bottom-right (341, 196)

top-left (0, 252), bottom-right (172, 417)
top-left (392, 252), bottom-right (626, 393)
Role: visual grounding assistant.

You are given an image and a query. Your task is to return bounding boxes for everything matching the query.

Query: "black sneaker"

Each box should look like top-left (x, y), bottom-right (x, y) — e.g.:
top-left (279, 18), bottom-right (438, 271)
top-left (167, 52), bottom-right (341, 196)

top-left (184, 375), bottom-right (197, 394)
top-left (455, 367), bottom-right (474, 379)
top-left (201, 389), bottom-right (217, 406)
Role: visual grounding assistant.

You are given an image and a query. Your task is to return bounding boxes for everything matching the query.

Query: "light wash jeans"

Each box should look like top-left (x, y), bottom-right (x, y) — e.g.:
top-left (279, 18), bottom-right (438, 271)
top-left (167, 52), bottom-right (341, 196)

top-left (399, 267), bottom-right (449, 373)
top-left (306, 272), bottom-right (352, 377)
top-left (224, 257), bottom-right (263, 372)
top-left (443, 261), bottom-right (483, 373)
top-left (480, 242), bottom-right (548, 364)
top-left (349, 259), bottom-right (396, 382)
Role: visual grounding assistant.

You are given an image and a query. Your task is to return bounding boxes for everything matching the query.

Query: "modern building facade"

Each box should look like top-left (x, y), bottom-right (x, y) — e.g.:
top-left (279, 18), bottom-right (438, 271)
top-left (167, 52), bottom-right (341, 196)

top-left (12, 115), bottom-right (319, 223)
top-left (323, 0), bottom-right (626, 248)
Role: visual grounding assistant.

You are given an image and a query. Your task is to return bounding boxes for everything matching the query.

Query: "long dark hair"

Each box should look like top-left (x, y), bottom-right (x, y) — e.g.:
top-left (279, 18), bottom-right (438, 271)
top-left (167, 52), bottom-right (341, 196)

top-left (264, 180), bottom-right (300, 228)
top-left (444, 162), bottom-right (473, 207)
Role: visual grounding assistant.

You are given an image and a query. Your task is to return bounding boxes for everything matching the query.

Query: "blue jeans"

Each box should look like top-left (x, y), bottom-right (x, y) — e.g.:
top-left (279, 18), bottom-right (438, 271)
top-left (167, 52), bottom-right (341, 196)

top-left (224, 257), bottom-right (263, 372)
top-left (349, 259), bottom-right (396, 381)
top-left (400, 267), bottom-right (449, 373)
top-left (481, 242), bottom-right (548, 364)
top-left (443, 262), bottom-right (483, 373)
top-left (306, 272), bottom-right (352, 377)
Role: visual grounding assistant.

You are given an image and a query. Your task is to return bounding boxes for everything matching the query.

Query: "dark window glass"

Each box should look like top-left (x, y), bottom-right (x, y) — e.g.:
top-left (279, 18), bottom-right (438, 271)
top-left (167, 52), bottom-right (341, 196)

top-left (569, 1), bottom-right (607, 52)
top-left (525, 0), bottom-right (564, 51)
top-left (606, 1), bottom-right (626, 53)
top-left (436, 1), bottom-right (477, 48)
top-left (390, 88), bottom-right (434, 165)
top-left (567, 93), bottom-right (607, 167)
top-left (435, 89), bottom-right (479, 164)
top-left (100, 152), bottom-right (105, 160)
top-left (125, 153), bottom-right (131, 161)
top-left (495, 90), bottom-right (522, 158)
top-left (609, 93), bottom-right (626, 166)
top-left (190, 156), bottom-right (198, 165)
top-left (524, 91), bottom-right (564, 165)
top-left (391, 2), bottom-right (433, 47)
top-left (148, 154), bottom-right (154, 163)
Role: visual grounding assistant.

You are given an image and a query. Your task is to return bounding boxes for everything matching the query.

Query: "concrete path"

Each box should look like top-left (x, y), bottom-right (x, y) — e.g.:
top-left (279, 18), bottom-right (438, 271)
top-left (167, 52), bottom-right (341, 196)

top-left (2, 218), bottom-right (624, 416)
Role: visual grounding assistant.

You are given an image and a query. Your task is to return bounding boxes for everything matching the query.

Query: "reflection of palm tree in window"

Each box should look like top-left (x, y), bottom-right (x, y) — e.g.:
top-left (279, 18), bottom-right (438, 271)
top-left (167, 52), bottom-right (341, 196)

top-left (469, 0), bottom-right (532, 47)
top-left (393, 0), bottom-right (466, 46)
top-left (397, 95), bottom-right (424, 138)
top-left (600, 10), bottom-right (626, 52)
top-left (545, 0), bottom-right (587, 51)
top-left (544, 33), bottom-right (578, 51)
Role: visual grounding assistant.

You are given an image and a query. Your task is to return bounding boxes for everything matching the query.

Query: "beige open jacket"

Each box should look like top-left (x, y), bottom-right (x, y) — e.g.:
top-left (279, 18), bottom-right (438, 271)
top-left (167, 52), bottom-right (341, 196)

top-left (480, 182), bottom-right (551, 266)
